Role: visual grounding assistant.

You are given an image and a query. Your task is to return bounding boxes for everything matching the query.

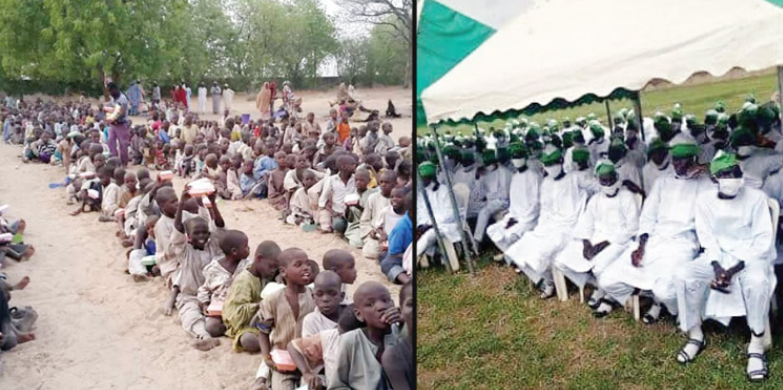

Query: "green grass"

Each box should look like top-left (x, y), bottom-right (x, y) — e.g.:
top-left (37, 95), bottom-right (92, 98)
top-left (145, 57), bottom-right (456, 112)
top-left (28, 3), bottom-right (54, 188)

top-left (418, 255), bottom-right (783, 390)
top-left (417, 70), bottom-right (779, 136)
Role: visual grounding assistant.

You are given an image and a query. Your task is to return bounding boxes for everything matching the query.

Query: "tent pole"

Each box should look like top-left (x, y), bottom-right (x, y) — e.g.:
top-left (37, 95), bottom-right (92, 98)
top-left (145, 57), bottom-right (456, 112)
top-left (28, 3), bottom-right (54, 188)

top-left (633, 91), bottom-right (645, 142)
top-left (416, 171), bottom-right (454, 273)
top-left (777, 66), bottom-right (783, 116)
top-left (605, 100), bottom-right (612, 129)
top-left (431, 124), bottom-right (476, 274)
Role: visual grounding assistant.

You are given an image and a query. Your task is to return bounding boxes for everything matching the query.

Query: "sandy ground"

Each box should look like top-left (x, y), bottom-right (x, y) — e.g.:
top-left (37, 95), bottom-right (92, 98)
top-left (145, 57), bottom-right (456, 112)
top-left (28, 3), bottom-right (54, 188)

top-left (0, 142), bottom-right (400, 389)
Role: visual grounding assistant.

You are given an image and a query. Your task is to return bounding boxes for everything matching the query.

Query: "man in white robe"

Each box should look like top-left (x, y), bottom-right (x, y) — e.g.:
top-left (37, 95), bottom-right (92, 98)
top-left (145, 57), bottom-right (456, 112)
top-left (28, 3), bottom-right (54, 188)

top-left (416, 162), bottom-right (462, 258)
top-left (452, 151), bottom-right (484, 220)
top-left (641, 137), bottom-right (673, 194)
top-left (607, 138), bottom-right (643, 190)
top-left (506, 144), bottom-right (598, 298)
top-left (222, 84), bottom-right (234, 113)
top-left (587, 121), bottom-right (609, 166)
top-left (197, 82), bottom-right (207, 114)
top-left (553, 161), bottom-right (640, 311)
top-left (210, 82), bottom-right (222, 114)
top-left (487, 143), bottom-right (541, 252)
top-left (672, 152), bottom-right (775, 381)
top-left (597, 142), bottom-right (712, 320)
top-left (473, 148), bottom-right (513, 244)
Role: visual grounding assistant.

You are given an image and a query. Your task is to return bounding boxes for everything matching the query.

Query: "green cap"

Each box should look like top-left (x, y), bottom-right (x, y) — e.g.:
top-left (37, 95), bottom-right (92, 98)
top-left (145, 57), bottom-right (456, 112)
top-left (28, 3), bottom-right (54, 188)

top-left (609, 136), bottom-right (626, 151)
top-left (595, 161), bottom-right (616, 177)
top-left (561, 131), bottom-right (574, 149)
top-left (482, 149), bottom-right (498, 165)
top-left (705, 109), bottom-right (719, 125)
top-left (526, 128), bottom-right (540, 141)
top-left (685, 114), bottom-right (697, 126)
top-left (418, 161), bottom-right (437, 178)
top-left (715, 101), bottom-right (726, 113)
top-left (443, 145), bottom-right (459, 160)
top-left (671, 104), bottom-right (684, 121)
top-left (589, 122), bottom-right (605, 137)
top-left (670, 142), bottom-right (700, 159)
top-left (647, 137), bottom-right (668, 156)
top-left (729, 126), bottom-right (755, 148)
top-left (718, 113), bottom-right (730, 125)
top-left (540, 144), bottom-right (563, 166)
top-left (508, 142), bottom-right (528, 159)
top-left (587, 113), bottom-right (596, 121)
top-left (709, 150), bottom-right (739, 175)
top-left (572, 147), bottom-right (590, 164)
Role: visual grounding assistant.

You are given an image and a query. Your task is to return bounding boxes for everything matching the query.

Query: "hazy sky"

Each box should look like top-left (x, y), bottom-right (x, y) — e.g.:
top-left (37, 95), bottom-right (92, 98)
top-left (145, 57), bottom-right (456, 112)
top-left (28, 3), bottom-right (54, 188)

top-left (321, 0), bottom-right (373, 38)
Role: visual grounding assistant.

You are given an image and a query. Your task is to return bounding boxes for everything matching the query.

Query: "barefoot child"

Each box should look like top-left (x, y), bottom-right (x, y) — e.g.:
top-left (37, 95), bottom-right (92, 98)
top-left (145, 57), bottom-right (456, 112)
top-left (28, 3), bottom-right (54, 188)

top-left (344, 168), bottom-right (376, 247)
top-left (167, 189), bottom-right (225, 351)
top-left (318, 155), bottom-right (357, 234)
top-left (223, 241), bottom-right (282, 353)
top-left (98, 166), bottom-right (122, 222)
top-left (128, 215), bottom-right (159, 280)
top-left (286, 170), bottom-right (317, 227)
top-left (328, 281), bottom-right (401, 390)
top-left (153, 186), bottom-right (181, 313)
top-left (253, 248), bottom-right (316, 390)
top-left (268, 151), bottom-right (290, 211)
top-left (197, 230), bottom-right (250, 337)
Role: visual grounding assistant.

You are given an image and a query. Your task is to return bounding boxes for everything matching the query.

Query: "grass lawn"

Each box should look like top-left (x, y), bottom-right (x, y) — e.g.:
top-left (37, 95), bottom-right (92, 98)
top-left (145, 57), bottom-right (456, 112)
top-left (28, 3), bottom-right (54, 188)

top-left (418, 254), bottom-right (783, 390)
top-left (417, 70), bottom-right (779, 136)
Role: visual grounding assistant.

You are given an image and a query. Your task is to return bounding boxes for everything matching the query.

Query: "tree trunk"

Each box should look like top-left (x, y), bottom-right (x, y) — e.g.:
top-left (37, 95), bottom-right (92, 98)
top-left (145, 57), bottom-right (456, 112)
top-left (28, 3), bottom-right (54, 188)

top-left (403, 50), bottom-right (411, 89)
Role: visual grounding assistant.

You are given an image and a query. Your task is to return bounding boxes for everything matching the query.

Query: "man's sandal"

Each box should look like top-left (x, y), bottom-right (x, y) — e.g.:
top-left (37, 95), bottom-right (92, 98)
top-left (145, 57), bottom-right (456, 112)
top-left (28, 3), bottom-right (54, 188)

top-left (677, 338), bottom-right (706, 364)
top-left (592, 298), bottom-right (617, 318)
top-left (747, 352), bottom-right (769, 382)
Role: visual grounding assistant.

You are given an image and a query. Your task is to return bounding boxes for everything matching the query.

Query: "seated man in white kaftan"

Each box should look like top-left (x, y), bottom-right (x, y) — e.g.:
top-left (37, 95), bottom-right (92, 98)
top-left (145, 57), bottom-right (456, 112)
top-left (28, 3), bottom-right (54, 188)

top-left (597, 141), bottom-right (712, 321)
top-left (487, 142), bottom-right (541, 253)
top-left (473, 148), bottom-right (513, 244)
top-left (506, 144), bottom-right (598, 299)
top-left (672, 151), bottom-right (776, 381)
top-left (553, 161), bottom-right (640, 313)
top-left (416, 161), bottom-right (462, 259)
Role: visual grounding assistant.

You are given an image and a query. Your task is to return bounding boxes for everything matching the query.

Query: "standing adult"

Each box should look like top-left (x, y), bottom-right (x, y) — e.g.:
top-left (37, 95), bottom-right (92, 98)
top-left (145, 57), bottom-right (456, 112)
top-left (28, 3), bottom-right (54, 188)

top-left (198, 82), bottom-right (207, 114)
top-left (125, 80), bottom-right (142, 116)
top-left (223, 84), bottom-right (234, 113)
top-left (211, 82), bottom-right (222, 114)
top-left (103, 82), bottom-right (130, 166)
top-left (269, 81), bottom-right (278, 113)
top-left (183, 81), bottom-right (192, 113)
top-left (256, 82), bottom-right (272, 119)
top-left (152, 82), bottom-right (161, 109)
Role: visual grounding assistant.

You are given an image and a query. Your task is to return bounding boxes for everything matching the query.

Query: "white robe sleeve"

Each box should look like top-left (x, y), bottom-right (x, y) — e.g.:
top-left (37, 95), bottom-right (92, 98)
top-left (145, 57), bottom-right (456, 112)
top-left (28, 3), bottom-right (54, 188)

top-left (638, 177), bottom-right (663, 237)
top-left (741, 194), bottom-right (775, 264)
top-left (694, 195), bottom-right (721, 264)
top-left (571, 197), bottom-right (596, 241)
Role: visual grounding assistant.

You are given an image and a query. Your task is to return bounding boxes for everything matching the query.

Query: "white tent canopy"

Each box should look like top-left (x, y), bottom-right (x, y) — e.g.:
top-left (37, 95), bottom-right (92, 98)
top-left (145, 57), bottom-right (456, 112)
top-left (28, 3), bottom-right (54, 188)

top-left (421, 0), bottom-right (783, 125)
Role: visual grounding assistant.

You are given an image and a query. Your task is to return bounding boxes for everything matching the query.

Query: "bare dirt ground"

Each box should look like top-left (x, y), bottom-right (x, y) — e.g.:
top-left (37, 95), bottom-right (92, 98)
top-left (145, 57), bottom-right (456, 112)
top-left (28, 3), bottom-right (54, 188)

top-left (0, 139), bottom-right (400, 389)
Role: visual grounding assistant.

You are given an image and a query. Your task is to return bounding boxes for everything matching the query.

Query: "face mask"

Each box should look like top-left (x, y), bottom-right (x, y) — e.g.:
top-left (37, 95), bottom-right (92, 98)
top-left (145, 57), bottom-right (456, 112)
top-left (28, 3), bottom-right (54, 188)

top-left (718, 177), bottom-right (744, 197)
top-left (737, 146), bottom-right (753, 158)
top-left (511, 158), bottom-right (526, 168)
top-left (600, 180), bottom-right (621, 196)
top-left (544, 165), bottom-right (562, 178)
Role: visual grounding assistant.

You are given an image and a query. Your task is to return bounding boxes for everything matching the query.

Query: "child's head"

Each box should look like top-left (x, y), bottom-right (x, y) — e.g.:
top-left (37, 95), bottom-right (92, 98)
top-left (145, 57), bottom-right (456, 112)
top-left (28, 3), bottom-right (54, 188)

top-left (265, 138), bottom-right (277, 157)
top-left (397, 159), bottom-right (411, 181)
top-left (312, 270), bottom-right (344, 316)
top-left (399, 136), bottom-right (411, 148)
top-left (145, 215), bottom-right (160, 239)
top-left (337, 155), bottom-right (357, 176)
top-left (329, 108), bottom-right (338, 120)
top-left (155, 187), bottom-right (179, 218)
top-left (184, 144), bottom-right (194, 157)
top-left (231, 153), bottom-right (243, 170)
top-left (353, 281), bottom-right (394, 331)
top-left (137, 168), bottom-right (150, 182)
top-left (379, 170), bottom-right (397, 198)
top-left (355, 169), bottom-right (370, 192)
top-left (282, 142), bottom-right (294, 155)
top-left (382, 122), bottom-right (392, 135)
top-left (385, 151), bottom-right (400, 169)
top-left (184, 217), bottom-right (210, 250)
top-left (98, 165), bottom-right (114, 187)
top-left (303, 146), bottom-right (318, 163)
top-left (391, 186), bottom-right (408, 214)
top-left (278, 248), bottom-right (313, 286)
top-left (88, 143), bottom-right (103, 160)
top-left (89, 129), bottom-right (101, 143)
top-left (322, 249), bottom-right (357, 284)
top-left (302, 170), bottom-right (317, 191)
top-left (400, 280), bottom-right (413, 334)
top-left (242, 159), bottom-right (254, 175)
top-left (205, 153), bottom-right (218, 169)
top-left (274, 151), bottom-right (287, 167)
top-left (253, 240), bottom-right (282, 279)
top-left (93, 153), bottom-right (106, 170)
top-left (218, 155), bottom-right (232, 172)
top-left (284, 154), bottom-right (296, 171)
top-left (323, 132), bottom-right (336, 147)
top-left (294, 153), bottom-right (308, 170)
top-left (139, 178), bottom-right (152, 194)
top-left (219, 230), bottom-right (250, 262)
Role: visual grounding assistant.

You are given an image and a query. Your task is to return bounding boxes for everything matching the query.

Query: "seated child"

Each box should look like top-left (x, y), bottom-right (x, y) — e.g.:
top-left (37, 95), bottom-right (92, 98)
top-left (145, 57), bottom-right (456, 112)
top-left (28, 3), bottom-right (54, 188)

top-left (226, 154), bottom-right (244, 200)
top-left (240, 158), bottom-right (264, 198)
top-left (381, 191), bottom-right (412, 285)
top-left (179, 144), bottom-right (195, 177)
top-left (267, 151), bottom-right (290, 211)
top-left (344, 169), bottom-right (377, 247)
top-left (70, 164), bottom-right (109, 216)
top-left (214, 155), bottom-right (233, 200)
top-left (97, 166), bottom-right (122, 222)
top-left (223, 241), bottom-right (282, 353)
top-left (361, 170), bottom-right (396, 259)
top-left (128, 215), bottom-right (159, 281)
top-left (283, 153), bottom-right (325, 193)
top-left (166, 189), bottom-right (226, 351)
top-left (201, 153), bottom-right (220, 181)
top-left (252, 248), bottom-right (316, 390)
top-left (382, 281), bottom-right (413, 390)
top-left (197, 229), bottom-right (250, 337)
top-left (286, 170), bottom-right (318, 227)
top-left (317, 155), bottom-right (357, 234)
top-left (328, 281), bottom-right (401, 390)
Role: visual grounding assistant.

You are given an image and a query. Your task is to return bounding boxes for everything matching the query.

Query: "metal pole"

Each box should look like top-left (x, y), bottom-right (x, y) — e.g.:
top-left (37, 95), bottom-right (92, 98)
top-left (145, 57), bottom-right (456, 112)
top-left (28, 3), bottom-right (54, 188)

top-left (604, 100), bottom-right (612, 129)
top-left (633, 91), bottom-right (645, 142)
top-left (416, 172), bottom-right (455, 273)
top-left (431, 124), bottom-right (476, 274)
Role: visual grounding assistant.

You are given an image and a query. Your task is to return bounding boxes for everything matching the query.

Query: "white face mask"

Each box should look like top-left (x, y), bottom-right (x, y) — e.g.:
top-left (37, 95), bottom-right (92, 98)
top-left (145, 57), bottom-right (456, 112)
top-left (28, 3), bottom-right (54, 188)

top-left (737, 146), bottom-right (754, 158)
top-left (600, 180), bottom-right (621, 196)
top-left (718, 177), bottom-right (744, 197)
top-left (511, 158), bottom-right (526, 168)
top-left (544, 165), bottom-right (562, 178)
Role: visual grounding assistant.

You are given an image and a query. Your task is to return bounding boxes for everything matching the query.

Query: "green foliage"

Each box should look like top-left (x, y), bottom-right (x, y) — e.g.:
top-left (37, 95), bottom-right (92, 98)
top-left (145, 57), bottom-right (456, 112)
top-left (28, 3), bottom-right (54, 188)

top-left (336, 18), bottom-right (409, 86)
top-left (0, 0), bottom-right (345, 94)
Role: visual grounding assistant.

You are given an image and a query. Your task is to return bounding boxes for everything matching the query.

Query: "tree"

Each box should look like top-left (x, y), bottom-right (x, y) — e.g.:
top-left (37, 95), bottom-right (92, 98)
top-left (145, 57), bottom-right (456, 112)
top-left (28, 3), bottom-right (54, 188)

top-left (335, 0), bottom-right (411, 87)
top-left (336, 38), bottom-right (368, 84)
